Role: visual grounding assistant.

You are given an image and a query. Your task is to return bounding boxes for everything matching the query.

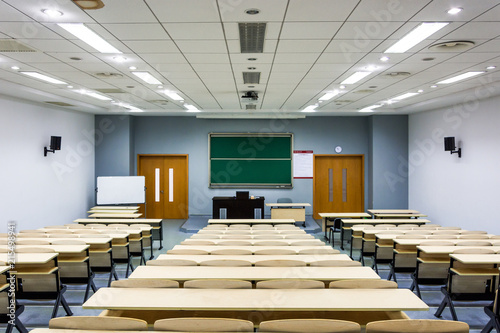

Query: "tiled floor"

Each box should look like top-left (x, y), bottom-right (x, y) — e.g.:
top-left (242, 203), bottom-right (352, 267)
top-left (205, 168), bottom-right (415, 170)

top-left (1, 218), bottom-right (493, 332)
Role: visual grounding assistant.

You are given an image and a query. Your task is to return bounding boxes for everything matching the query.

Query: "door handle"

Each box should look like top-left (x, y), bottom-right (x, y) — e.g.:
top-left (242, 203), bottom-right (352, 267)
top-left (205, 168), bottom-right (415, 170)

top-left (160, 190), bottom-right (164, 194)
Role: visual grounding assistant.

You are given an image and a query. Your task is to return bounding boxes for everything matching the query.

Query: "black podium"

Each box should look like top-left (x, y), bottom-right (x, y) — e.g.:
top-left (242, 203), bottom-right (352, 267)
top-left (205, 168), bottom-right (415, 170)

top-left (212, 194), bottom-right (265, 219)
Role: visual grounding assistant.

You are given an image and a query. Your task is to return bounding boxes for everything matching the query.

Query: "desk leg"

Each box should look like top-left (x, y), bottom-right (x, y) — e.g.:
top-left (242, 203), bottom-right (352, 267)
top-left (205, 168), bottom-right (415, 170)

top-left (158, 222), bottom-right (163, 250)
top-left (323, 218), bottom-right (329, 241)
top-left (150, 240), bottom-right (154, 260)
top-left (340, 220), bottom-right (345, 250)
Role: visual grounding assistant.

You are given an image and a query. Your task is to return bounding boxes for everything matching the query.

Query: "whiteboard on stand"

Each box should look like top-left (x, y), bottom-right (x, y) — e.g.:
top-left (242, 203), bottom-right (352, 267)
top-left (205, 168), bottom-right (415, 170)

top-left (96, 176), bottom-right (145, 205)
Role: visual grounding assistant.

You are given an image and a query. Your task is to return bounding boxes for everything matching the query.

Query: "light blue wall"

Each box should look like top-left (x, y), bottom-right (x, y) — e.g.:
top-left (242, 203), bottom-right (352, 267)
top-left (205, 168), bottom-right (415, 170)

top-left (95, 115), bottom-right (409, 215)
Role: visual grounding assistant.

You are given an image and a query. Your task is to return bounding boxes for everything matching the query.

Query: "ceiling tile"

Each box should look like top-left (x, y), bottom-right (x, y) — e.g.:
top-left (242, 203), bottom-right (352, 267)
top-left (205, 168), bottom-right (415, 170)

top-left (163, 23), bottom-right (224, 40)
top-left (103, 23), bottom-right (171, 40)
top-left (146, 0), bottom-right (221, 23)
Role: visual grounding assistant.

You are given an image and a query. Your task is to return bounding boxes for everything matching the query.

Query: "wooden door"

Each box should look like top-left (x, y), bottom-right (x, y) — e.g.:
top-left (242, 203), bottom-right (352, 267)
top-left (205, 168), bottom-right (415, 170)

top-left (138, 154), bottom-right (189, 219)
top-left (313, 155), bottom-right (364, 219)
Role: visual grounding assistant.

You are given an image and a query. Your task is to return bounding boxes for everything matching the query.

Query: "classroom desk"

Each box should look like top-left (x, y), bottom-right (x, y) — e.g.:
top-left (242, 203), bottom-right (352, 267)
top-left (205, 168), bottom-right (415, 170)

top-left (129, 265), bottom-right (379, 282)
top-left (198, 229), bottom-right (305, 235)
top-left (84, 288), bottom-right (427, 326)
top-left (450, 253), bottom-right (500, 265)
top-left (193, 232), bottom-right (309, 238)
top-left (208, 219), bottom-right (296, 225)
top-left (372, 213), bottom-right (428, 219)
top-left (88, 213), bottom-right (143, 219)
top-left (318, 213), bottom-right (371, 245)
top-left (340, 219), bottom-right (430, 250)
top-left (266, 203), bottom-right (311, 224)
top-left (0, 244), bottom-right (89, 254)
top-left (74, 218), bottom-right (164, 249)
top-left (30, 330), bottom-right (147, 333)
top-left (367, 209), bottom-right (421, 215)
top-left (181, 239), bottom-right (322, 246)
top-left (156, 253), bottom-right (352, 264)
top-left (87, 209), bottom-right (139, 214)
top-left (0, 253), bottom-right (58, 265)
top-left (417, 246), bottom-right (500, 255)
top-left (91, 206), bottom-right (139, 210)
top-left (172, 245), bottom-right (337, 254)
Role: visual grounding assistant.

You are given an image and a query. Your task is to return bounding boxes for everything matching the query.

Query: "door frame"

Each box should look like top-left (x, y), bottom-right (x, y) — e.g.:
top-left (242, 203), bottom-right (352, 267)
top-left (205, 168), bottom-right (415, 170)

top-left (137, 154), bottom-right (189, 218)
top-left (313, 154), bottom-right (365, 219)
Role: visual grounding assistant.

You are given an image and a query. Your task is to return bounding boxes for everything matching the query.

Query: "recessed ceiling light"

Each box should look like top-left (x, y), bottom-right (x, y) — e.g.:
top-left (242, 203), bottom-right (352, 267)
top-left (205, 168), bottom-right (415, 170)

top-left (365, 65), bottom-right (377, 71)
top-left (341, 71), bottom-right (372, 85)
top-left (391, 92), bottom-right (419, 101)
top-left (20, 71), bottom-right (67, 84)
top-left (319, 91), bottom-right (340, 101)
top-left (417, 89), bottom-right (424, 93)
top-left (163, 90), bottom-right (183, 101)
top-left (131, 71), bottom-right (162, 85)
top-left (301, 104), bottom-right (318, 112)
top-left (437, 71), bottom-right (485, 84)
top-left (75, 89), bottom-right (112, 101)
top-left (157, 85), bottom-right (163, 89)
top-left (245, 8), bottom-right (260, 15)
top-left (486, 66), bottom-right (496, 70)
top-left (113, 56), bottom-right (127, 62)
top-left (184, 104), bottom-right (200, 112)
top-left (58, 23), bottom-right (121, 54)
top-left (11, 66), bottom-right (20, 70)
top-left (359, 105), bottom-right (382, 112)
top-left (112, 101), bottom-right (143, 112)
top-left (42, 9), bottom-right (63, 17)
top-left (430, 85), bottom-right (437, 88)
top-left (380, 56), bottom-right (390, 62)
top-left (247, 58), bottom-right (257, 61)
top-left (67, 85), bottom-right (73, 89)
top-left (128, 66), bottom-right (137, 70)
top-left (447, 7), bottom-right (463, 15)
top-left (384, 22), bottom-right (449, 53)
top-left (339, 85), bottom-right (346, 89)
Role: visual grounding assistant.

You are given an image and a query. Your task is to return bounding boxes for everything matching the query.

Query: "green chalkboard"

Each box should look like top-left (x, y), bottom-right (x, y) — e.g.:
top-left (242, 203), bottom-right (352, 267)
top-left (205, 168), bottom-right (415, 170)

top-left (209, 133), bottom-right (293, 188)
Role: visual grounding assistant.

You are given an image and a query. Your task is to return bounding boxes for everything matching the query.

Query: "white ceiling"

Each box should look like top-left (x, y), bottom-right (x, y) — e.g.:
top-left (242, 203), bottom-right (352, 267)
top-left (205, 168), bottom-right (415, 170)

top-left (0, 0), bottom-right (499, 117)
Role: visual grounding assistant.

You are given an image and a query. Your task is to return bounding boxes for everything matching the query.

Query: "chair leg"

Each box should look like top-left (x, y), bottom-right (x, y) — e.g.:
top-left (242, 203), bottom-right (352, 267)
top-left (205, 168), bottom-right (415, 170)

top-left (434, 294), bottom-right (449, 318)
top-left (60, 295), bottom-right (73, 316)
top-left (83, 272), bottom-right (96, 302)
top-left (481, 319), bottom-right (494, 333)
top-left (52, 292), bottom-right (63, 318)
top-left (141, 250), bottom-right (146, 265)
top-left (6, 323), bottom-right (14, 333)
top-left (448, 296), bottom-right (458, 321)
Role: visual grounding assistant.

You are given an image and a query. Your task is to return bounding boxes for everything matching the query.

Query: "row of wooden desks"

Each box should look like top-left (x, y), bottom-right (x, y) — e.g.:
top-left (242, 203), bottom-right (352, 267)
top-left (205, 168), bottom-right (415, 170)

top-left (208, 219), bottom-right (296, 225)
top-left (171, 245), bottom-right (336, 254)
top-left (156, 253), bottom-right (352, 264)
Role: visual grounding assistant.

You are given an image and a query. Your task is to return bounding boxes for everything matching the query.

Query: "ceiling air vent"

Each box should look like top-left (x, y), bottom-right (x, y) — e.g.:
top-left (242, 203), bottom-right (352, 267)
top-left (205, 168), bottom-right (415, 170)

top-left (239, 23), bottom-right (266, 53)
top-left (45, 101), bottom-right (75, 107)
top-left (354, 89), bottom-right (376, 94)
top-left (243, 72), bottom-right (261, 84)
top-left (95, 88), bottom-right (125, 93)
top-left (93, 72), bottom-right (123, 78)
top-left (0, 39), bottom-right (36, 52)
top-left (428, 40), bottom-right (474, 52)
top-left (384, 72), bottom-right (411, 78)
top-left (246, 104), bottom-right (257, 110)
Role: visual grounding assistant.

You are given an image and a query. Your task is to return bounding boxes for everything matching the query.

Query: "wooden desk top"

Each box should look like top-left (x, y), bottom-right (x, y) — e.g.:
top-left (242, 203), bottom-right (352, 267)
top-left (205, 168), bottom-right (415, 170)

top-left (0, 253), bottom-right (58, 264)
top-left (368, 209), bottom-right (420, 214)
top-left (450, 254), bottom-right (500, 264)
top-left (266, 203), bottom-right (311, 207)
top-left (341, 219), bottom-right (430, 225)
top-left (18, 237), bottom-right (112, 245)
top-left (156, 254), bottom-right (352, 263)
top-left (0, 245), bottom-right (89, 254)
top-left (75, 218), bottom-right (162, 224)
top-left (182, 239), bottom-right (322, 246)
top-left (172, 245), bottom-right (336, 254)
top-left (198, 229), bottom-right (306, 235)
top-left (130, 265), bottom-right (379, 281)
top-left (0, 266), bottom-right (10, 274)
top-left (84, 288), bottom-right (427, 312)
top-left (417, 246), bottom-right (500, 254)
top-left (91, 206), bottom-right (139, 210)
top-left (319, 213), bottom-right (371, 219)
top-left (30, 330), bottom-right (147, 333)
top-left (208, 219), bottom-right (296, 224)
top-left (87, 209), bottom-right (139, 214)
top-left (391, 237), bottom-right (494, 246)
top-left (88, 213), bottom-right (143, 218)
top-left (373, 213), bottom-right (428, 218)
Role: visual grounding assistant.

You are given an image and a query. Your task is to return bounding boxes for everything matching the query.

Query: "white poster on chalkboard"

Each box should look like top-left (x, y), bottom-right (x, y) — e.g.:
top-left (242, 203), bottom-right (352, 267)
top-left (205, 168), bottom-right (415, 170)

top-left (96, 176), bottom-right (145, 205)
top-left (293, 150), bottom-right (313, 179)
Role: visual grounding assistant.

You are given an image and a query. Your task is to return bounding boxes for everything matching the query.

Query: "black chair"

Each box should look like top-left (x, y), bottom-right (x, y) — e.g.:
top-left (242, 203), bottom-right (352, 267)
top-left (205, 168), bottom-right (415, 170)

top-left (482, 289), bottom-right (500, 333)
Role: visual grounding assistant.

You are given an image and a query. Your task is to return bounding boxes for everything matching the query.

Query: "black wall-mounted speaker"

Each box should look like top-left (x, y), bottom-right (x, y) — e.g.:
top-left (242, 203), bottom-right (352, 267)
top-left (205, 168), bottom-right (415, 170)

top-left (50, 136), bottom-right (61, 150)
top-left (444, 137), bottom-right (455, 151)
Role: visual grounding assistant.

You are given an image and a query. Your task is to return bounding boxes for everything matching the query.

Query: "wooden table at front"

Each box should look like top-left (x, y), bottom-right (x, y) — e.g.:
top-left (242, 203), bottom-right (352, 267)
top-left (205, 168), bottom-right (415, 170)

top-left (171, 244), bottom-right (338, 254)
top-left (156, 253), bottom-right (352, 264)
top-left (88, 213), bottom-right (143, 219)
top-left (74, 218), bottom-right (164, 249)
top-left (84, 288), bottom-right (428, 326)
top-left (208, 219), bottom-right (296, 225)
top-left (128, 265), bottom-right (379, 282)
top-left (266, 203), bottom-right (311, 225)
top-left (318, 213), bottom-right (371, 245)
top-left (91, 206), bottom-right (139, 210)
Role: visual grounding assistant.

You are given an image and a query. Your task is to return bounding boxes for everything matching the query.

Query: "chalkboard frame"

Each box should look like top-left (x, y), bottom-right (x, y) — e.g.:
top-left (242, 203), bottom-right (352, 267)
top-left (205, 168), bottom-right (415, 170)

top-left (208, 133), bottom-right (293, 189)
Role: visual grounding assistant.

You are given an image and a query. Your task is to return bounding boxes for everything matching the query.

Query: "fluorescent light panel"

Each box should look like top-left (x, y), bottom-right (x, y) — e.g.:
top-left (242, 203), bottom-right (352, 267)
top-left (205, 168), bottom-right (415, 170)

top-left (359, 105), bottom-right (382, 113)
top-left (341, 72), bottom-right (372, 85)
top-left (384, 22), bottom-right (449, 53)
top-left (319, 91), bottom-right (339, 101)
top-left (20, 71), bottom-right (66, 84)
top-left (301, 104), bottom-right (317, 112)
top-left (163, 91), bottom-right (183, 101)
top-left (131, 71), bottom-right (163, 85)
top-left (76, 89), bottom-right (112, 101)
top-left (184, 104), bottom-right (199, 112)
top-left (392, 92), bottom-right (419, 101)
top-left (437, 71), bottom-right (485, 84)
top-left (58, 23), bottom-right (121, 53)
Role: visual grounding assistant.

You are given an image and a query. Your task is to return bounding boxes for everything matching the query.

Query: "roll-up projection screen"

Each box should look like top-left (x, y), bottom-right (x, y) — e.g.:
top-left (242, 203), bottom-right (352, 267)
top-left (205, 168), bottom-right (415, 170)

top-left (96, 176), bottom-right (145, 205)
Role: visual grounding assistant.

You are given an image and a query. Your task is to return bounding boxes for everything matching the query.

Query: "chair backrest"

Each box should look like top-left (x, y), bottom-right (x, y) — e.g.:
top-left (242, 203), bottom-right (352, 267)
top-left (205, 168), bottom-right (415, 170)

top-left (432, 230), bottom-right (461, 235)
top-left (74, 229), bottom-right (102, 234)
top-left (458, 234), bottom-right (489, 239)
top-left (252, 225), bottom-right (274, 230)
top-left (427, 235), bottom-right (458, 239)
top-left (329, 279), bottom-right (398, 289)
top-left (48, 234), bottom-right (79, 238)
top-left (181, 240), bottom-right (216, 245)
top-left (453, 248), bottom-right (495, 254)
top-left (254, 259), bottom-right (306, 267)
top-left (210, 248), bottom-right (253, 255)
top-left (275, 224), bottom-right (298, 229)
top-left (111, 279), bottom-right (179, 288)
top-left (199, 259), bottom-right (252, 267)
top-left (108, 224), bottom-right (129, 227)
top-left (183, 279), bottom-right (252, 289)
top-left (290, 240), bottom-right (323, 246)
top-left (277, 198), bottom-right (293, 203)
top-left (17, 233), bottom-right (48, 238)
top-left (50, 239), bottom-right (87, 245)
top-left (254, 235), bottom-right (284, 239)
top-left (455, 241), bottom-right (492, 247)
top-left (146, 259), bottom-right (198, 266)
top-left (395, 235), bottom-right (427, 239)
top-left (403, 230), bottom-right (432, 235)
top-left (254, 249), bottom-right (296, 255)
top-left (166, 249), bottom-right (209, 255)
top-left (218, 240), bottom-right (253, 246)
top-left (154, 317), bottom-right (254, 332)
top-left (460, 230), bottom-right (487, 235)
top-left (259, 319), bottom-right (361, 333)
top-left (256, 279), bottom-right (325, 289)
top-left (49, 316), bottom-right (148, 330)
top-left (16, 247), bottom-right (55, 253)
top-left (365, 319), bottom-right (469, 333)
top-left (205, 224), bottom-right (228, 229)
top-left (254, 241), bottom-right (289, 246)
top-left (284, 234), bottom-right (312, 239)
top-left (309, 260), bottom-right (362, 267)
top-left (78, 234), bottom-right (109, 238)
top-left (418, 241), bottom-right (455, 247)
top-left (438, 227), bottom-right (462, 230)
top-left (47, 229), bottom-right (74, 234)
top-left (298, 248), bottom-right (339, 255)
top-left (16, 239), bottom-right (51, 245)
top-left (192, 234), bottom-right (220, 239)
top-left (228, 224), bottom-right (251, 229)
top-left (19, 229), bottom-right (46, 233)
top-left (221, 235), bottom-right (252, 239)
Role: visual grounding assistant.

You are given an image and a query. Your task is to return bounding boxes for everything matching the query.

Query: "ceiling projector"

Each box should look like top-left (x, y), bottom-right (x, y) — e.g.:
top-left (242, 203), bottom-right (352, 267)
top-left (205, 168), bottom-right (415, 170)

top-left (241, 91), bottom-right (258, 101)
